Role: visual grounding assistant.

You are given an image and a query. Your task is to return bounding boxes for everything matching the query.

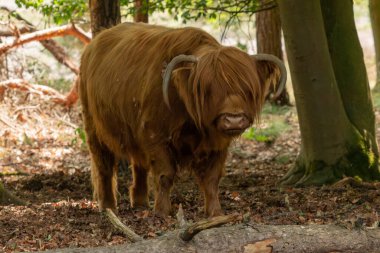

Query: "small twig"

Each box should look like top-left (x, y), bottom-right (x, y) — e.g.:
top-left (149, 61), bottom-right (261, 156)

top-left (0, 162), bottom-right (24, 167)
top-left (180, 213), bottom-right (242, 241)
top-left (104, 208), bottom-right (143, 242)
top-left (55, 114), bottom-right (78, 129)
top-left (0, 116), bottom-right (16, 130)
top-left (0, 171), bottom-right (29, 177)
top-left (13, 105), bottom-right (40, 113)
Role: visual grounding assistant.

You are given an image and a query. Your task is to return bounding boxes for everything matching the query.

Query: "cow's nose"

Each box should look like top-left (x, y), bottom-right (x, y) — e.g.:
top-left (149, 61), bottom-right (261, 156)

top-left (222, 114), bottom-right (250, 130)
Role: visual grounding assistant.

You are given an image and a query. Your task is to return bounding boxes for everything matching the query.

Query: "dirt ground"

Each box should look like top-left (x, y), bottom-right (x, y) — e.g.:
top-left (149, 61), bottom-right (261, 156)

top-left (0, 89), bottom-right (380, 252)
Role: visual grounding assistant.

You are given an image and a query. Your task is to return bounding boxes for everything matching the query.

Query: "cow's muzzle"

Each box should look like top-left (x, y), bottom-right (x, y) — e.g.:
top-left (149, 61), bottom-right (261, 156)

top-left (216, 113), bottom-right (251, 136)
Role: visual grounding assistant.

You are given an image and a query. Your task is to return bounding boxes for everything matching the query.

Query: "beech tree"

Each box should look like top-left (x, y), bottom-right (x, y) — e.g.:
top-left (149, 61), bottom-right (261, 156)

top-left (256, 0), bottom-right (290, 105)
top-left (370, 0), bottom-right (380, 87)
top-left (278, 0), bottom-right (380, 185)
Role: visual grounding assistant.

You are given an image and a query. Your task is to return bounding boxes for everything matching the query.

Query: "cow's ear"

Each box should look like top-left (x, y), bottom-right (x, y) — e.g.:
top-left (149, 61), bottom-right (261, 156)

top-left (255, 60), bottom-right (282, 97)
top-left (171, 67), bottom-right (200, 125)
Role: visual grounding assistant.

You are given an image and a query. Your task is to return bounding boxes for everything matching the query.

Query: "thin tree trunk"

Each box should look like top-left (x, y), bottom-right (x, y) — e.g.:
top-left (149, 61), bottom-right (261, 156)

top-left (256, 1), bottom-right (290, 105)
top-left (89, 0), bottom-right (121, 37)
top-left (370, 0), bottom-right (380, 88)
top-left (134, 0), bottom-right (149, 23)
top-left (277, 0), bottom-right (380, 186)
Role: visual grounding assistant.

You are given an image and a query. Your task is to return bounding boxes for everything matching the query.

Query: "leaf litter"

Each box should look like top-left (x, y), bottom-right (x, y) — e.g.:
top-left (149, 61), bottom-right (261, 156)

top-left (0, 88), bottom-right (379, 252)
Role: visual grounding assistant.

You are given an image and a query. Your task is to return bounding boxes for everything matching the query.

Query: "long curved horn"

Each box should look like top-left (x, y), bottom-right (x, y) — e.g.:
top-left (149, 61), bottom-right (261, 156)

top-left (251, 53), bottom-right (287, 99)
top-left (162, 54), bottom-right (198, 108)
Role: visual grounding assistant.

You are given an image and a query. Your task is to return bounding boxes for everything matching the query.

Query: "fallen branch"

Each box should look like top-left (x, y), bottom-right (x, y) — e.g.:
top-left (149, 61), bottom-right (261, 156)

top-left (53, 76), bottom-right (80, 107)
top-left (0, 79), bottom-right (65, 101)
top-left (180, 213), bottom-right (242, 241)
top-left (0, 23), bottom-right (91, 55)
top-left (105, 208), bottom-right (143, 243)
top-left (1, 8), bottom-right (86, 106)
top-left (39, 224), bottom-right (380, 253)
top-left (1, 8), bottom-right (82, 74)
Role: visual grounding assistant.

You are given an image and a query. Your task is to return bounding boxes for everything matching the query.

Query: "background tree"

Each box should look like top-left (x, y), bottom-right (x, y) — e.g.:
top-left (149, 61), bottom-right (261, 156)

top-left (278, 0), bottom-right (380, 185)
top-left (134, 0), bottom-right (149, 23)
top-left (370, 0), bottom-right (380, 88)
top-left (256, 0), bottom-right (290, 105)
top-left (89, 0), bottom-right (121, 37)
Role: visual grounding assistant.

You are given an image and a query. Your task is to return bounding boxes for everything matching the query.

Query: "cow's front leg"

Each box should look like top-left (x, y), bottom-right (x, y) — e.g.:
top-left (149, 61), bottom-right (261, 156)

top-left (150, 149), bottom-right (175, 217)
top-left (129, 164), bottom-right (149, 208)
top-left (194, 150), bottom-right (227, 217)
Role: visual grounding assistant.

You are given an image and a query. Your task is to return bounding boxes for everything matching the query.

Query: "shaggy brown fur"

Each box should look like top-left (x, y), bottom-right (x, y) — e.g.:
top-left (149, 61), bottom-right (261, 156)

top-left (79, 22), bottom-right (280, 217)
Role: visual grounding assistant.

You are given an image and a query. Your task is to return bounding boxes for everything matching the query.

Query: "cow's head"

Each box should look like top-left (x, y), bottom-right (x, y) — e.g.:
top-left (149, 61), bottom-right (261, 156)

top-left (163, 47), bottom-right (287, 137)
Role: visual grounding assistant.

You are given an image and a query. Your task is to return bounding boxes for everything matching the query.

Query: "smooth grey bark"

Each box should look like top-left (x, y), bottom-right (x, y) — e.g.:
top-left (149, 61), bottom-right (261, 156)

top-left (278, 0), bottom-right (358, 185)
top-left (370, 0), bottom-right (380, 87)
top-left (38, 224), bottom-right (380, 253)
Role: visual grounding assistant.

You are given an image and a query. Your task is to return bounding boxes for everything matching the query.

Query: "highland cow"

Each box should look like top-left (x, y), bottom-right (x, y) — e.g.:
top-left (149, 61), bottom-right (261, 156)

top-left (79, 22), bottom-right (286, 217)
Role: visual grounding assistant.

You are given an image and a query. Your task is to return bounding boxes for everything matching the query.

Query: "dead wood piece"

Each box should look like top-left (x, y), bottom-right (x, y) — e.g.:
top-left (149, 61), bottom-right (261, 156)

top-left (38, 224), bottom-right (380, 253)
top-left (1, 8), bottom-right (81, 74)
top-left (333, 176), bottom-right (379, 189)
top-left (0, 79), bottom-right (65, 100)
top-left (243, 238), bottom-right (276, 253)
top-left (0, 23), bottom-right (91, 55)
top-left (53, 76), bottom-right (79, 107)
top-left (180, 213), bottom-right (242, 241)
top-left (105, 208), bottom-right (143, 243)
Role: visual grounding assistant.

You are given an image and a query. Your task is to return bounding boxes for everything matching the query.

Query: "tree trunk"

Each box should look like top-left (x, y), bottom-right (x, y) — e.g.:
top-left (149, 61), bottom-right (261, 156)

top-left (39, 224), bottom-right (380, 253)
top-left (256, 1), bottom-right (290, 105)
top-left (320, 0), bottom-right (380, 177)
top-left (278, 0), bottom-right (380, 186)
top-left (370, 0), bottom-right (380, 88)
top-left (89, 0), bottom-right (121, 37)
top-left (134, 0), bottom-right (149, 23)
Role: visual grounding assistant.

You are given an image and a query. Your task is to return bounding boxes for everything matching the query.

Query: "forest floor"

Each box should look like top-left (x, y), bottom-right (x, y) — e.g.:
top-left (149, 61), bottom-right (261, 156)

top-left (0, 89), bottom-right (380, 252)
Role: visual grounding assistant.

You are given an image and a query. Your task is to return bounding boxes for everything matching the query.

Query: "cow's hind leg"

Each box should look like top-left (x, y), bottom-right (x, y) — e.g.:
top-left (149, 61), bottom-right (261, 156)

top-left (87, 133), bottom-right (117, 212)
top-left (129, 164), bottom-right (149, 208)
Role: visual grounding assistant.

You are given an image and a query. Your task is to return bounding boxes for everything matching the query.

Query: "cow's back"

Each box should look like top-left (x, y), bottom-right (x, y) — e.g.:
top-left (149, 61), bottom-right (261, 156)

top-left (79, 23), bottom-right (220, 159)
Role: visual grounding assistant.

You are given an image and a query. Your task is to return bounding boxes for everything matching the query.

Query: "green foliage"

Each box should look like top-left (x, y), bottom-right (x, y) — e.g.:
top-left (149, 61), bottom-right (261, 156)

top-left (14, 0), bottom-right (276, 26)
top-left (122, 0), bottom-right (275, 23)
top-left (15, 0), bottom-right (87, 24)
top-left (71, 127), bottom-right (87, 149)
top-left (243, 121), bottom-right (290, 143)
top-left (243, 104), bottom-right (292, 143)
